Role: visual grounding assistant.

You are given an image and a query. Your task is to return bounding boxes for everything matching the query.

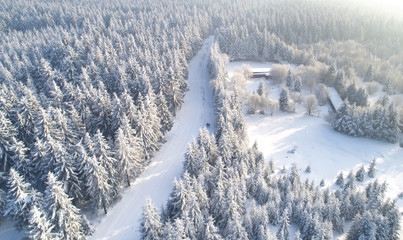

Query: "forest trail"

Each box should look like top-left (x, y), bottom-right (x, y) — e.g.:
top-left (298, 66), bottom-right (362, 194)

top-left (90, 36), bottom-right (215, 240)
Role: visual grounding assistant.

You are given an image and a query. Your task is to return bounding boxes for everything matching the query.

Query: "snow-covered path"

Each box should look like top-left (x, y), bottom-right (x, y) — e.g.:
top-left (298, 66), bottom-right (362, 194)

top-left (90, 36), bottom-right (215, 240)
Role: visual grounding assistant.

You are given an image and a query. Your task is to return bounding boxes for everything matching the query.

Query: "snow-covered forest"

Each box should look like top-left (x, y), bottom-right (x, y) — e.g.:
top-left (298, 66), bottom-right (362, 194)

top-left (0, 0), bottom-right (402, 239)
top-left (138, 42), bottom-right (400, 240)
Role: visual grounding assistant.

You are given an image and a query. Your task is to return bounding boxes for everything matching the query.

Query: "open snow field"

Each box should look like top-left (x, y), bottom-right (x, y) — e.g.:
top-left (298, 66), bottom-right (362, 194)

top-left (227, 61), bottom-right (403, 238)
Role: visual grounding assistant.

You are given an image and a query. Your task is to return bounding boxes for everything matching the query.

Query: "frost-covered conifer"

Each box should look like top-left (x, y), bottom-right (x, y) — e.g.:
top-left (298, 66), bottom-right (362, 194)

top-left (364, 65), bottom-right (374, 82)
top-left (43, 172), bottom-right (86, 240)
top-left (257, 80), bottom-right (268, 97)
top-left (5, 168), bottom-right (41, 230)
top-left (279, 88), bottom-right (289, 112)
top-left (294, 77), bottom-right (302, 92)
top-left (27, 206), bottom-right (56, 240)
top-left (336, 172), bottom-right (344, 187)
top-left (286, 69), bottom-right (293, 89)
top-left (367, 159), bottom-right (376, 178)
top-left (114, 124), bottom-right (142, 186)
top-left (140, 198), bottom-right (162, 240)
top-left (276, 208), bottom-right (290, 240)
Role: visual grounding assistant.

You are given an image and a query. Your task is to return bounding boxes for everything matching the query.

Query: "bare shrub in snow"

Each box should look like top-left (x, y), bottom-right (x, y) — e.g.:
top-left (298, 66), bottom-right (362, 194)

top-left (231, 69), bottom-right (247, 98)
top-left (270, 64), bottom-right (289, 84)
top-left (297, 63), bottom-right (326, 92)
top-left (290, 92), bottom-right (303, 104)
top-left (315, 84), bottom-right (329, 106)
top-left (304, 94), bottom-right (318, 116)
top-left (240, 64), bottom-right (252, 79)
top-left (267, 99), bottom-right (279, 116)
top-left (248, 93), bottom-right (269, 114)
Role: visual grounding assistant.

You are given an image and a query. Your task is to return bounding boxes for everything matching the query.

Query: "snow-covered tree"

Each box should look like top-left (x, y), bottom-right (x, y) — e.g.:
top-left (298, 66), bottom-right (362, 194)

top-left (286, 69), bottom-right (293, 89)
top-left (140, 198), bottom-right (162, 240)
top-left (364, 65), bottom-right (374, 82)
top-left (276, 208), bottom-right (290, 240)
top-left (304, 94), bottom-right (318, 116)
top-left (82, 155), bottom-right (112, 214)
top-left (27, 206), bottom-right (57, 240)
top-left (336, 172), bottom-right (344, 187)
top-left (279, 88), bottom-right (290, 112)
top-left (367, 159), bottom-right (376, 178)
top-left (257, 80), bottom-right (268, 97)
top-left (114, 124), bottom-right (142, 186)
top-left (5, 168), bottom-right (41, 230)
top-left (294, 77), bottom-right (302, 92)
top-left (43, 172), bottom-right (87, 240)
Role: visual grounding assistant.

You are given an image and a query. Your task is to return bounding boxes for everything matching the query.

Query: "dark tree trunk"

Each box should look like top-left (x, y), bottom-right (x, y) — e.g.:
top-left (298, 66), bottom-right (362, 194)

top-left (126, 171), bottom-right (131, 186)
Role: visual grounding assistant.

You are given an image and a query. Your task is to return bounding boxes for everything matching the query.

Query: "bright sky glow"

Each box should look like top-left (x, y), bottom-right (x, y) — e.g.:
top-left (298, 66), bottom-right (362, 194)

top-left (369, 0), bottom-right (403, 12)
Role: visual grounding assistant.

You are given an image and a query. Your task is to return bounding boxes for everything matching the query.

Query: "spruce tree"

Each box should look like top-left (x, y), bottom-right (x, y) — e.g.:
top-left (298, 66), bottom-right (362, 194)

top-left (286, 69), bottom-right (293, 89)
top-left (294, 77), bottom-right (302, 92)
top-left (5, 168), bottom-right (41, 230)
top-left (336, 172), bottom-right (344, 187)
top-left (43, 172), bottom-right (86, 240)
top-left (140, 198), bottom-right (162, 240)
top-left (27, 206), bottom-right (56, 240)
top-left (367, 159), bottom-right (376, 178)
top-left (355, 166), bottom-right (365, 182)
top-left (276, 208), bottom-right (290, 240)
top-left (279, 88), bottom-right (289, 112)
top-left (364, 65), bottom-right (374, 82)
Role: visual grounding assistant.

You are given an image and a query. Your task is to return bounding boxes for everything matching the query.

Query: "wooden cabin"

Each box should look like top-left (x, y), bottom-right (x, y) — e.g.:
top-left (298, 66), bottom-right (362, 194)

top-left (251, 72), bottom-right (271, 80)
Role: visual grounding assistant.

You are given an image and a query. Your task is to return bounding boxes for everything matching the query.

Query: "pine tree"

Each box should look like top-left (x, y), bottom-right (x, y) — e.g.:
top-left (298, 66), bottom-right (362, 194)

top-left (140, 198), bottom-right (162, 240)
top-left (336, 172), bottom-right (344, 187)
top-left (286, 69), bottom-right (293, 89)
top-left (384, 104), bottom-right (399, 143)
top-left (27, 206), bottom-right (57, 240)
top-left (43, 172), bottom-right (86, 240)
top-left (364, 65), bottom-right (374, 82)
top-left (346, 83), bottom-right (357, 104)
top-left (200, 216), bottom-right (223, 240)
top-left (157, 91), bottom-right (173, 135)
top-left (367, 159), bottom-right (376, 178)
top-left (0, 111), bottom-right (20, 172)
top-left (383, 78), bottom-right (391, 95)
top-left (276, 208), bottom-right (290, 240)
top-left (135, 99), bottom-right (161, 160)
top-left (257, 80), bottom-right (267, 97)
top-left (356, 166), bottom-right (365, 182)
top-left (279, 88), bottom-right (289, 112)
top-left (114, 123), bottom-right (142, 186)
top-left (334, 70), bottom-right (346, 98)
top-left (5, 168), bottom-right (41, 230)
top-left (183, 139), bottom-right (201, 177)
top-left (82, 155), bottom-right (112, 214)
top-left (93, 129), bottom-right (116, 187)
top-left (294, 77), bottom-right (302, 92)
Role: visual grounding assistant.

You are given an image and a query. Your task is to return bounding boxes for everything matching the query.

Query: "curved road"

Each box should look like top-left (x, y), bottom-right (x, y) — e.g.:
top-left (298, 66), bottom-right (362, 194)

top-left (90, 36), bottom-right (215, 240)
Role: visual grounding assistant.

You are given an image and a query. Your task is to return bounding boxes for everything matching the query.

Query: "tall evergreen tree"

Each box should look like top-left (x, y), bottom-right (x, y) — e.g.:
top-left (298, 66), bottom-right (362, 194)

top-left (43, 172), bottom-right (87, 240)
top-left (5, 168), bottom-right (41, 230)
top-left (140, 198), bottom-right (162, 240)
top-left (27, 206), bottom-right (57, 240)
top-left (279, 88), bottom-right (290, 112)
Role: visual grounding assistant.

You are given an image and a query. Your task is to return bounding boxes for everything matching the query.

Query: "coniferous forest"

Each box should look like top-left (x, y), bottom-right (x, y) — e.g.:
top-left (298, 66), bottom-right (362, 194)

top-left (0, 0), bottom-right (402, 239)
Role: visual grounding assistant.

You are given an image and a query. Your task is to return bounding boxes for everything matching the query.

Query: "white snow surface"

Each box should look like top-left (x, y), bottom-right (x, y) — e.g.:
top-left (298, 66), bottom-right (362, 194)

top-left (90, 36), bottom-right (215, 240)
top-left (227, 61), bottom-right (403, 239)
top-left (0, 218), bottom-right (25, 240)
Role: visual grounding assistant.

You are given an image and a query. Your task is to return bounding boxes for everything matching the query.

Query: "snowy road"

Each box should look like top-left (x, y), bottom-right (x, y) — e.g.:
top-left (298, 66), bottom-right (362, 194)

top-left (90, 36), bottom-right (215, 240)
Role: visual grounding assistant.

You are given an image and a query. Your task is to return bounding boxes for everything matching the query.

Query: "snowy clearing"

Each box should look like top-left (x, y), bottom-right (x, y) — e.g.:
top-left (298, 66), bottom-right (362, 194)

top-left (89, 36), bottom-right (215, 240)
top-left (227, 61), bottom-right (403, 238)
